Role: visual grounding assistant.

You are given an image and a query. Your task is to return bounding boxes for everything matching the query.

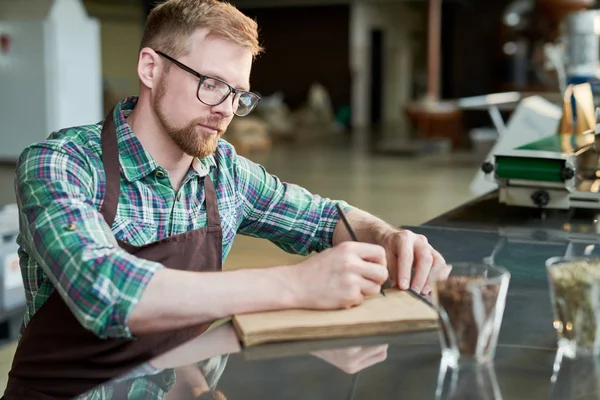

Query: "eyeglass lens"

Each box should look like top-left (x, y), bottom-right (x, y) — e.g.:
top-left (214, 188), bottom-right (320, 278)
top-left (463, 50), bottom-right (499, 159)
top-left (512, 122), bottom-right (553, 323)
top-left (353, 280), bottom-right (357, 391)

top-left (198, 78), bottom-right (258, 116)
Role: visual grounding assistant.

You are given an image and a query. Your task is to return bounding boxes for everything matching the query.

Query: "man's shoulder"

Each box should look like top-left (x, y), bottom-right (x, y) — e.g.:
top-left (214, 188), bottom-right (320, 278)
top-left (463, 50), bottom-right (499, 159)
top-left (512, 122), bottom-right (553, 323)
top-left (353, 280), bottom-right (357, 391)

top-left (19, 121), bottom-right (104, 166)
top-left (46, 121), bottom-right (103, 152)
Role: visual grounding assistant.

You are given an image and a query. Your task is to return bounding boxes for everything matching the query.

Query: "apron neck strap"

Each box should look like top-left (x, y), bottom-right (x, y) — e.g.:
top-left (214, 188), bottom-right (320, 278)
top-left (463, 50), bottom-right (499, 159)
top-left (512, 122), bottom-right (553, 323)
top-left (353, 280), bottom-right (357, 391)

top-left (203, 171), bottom-right (220, 228)
top-left (99, 109), bottom-right (120, 228)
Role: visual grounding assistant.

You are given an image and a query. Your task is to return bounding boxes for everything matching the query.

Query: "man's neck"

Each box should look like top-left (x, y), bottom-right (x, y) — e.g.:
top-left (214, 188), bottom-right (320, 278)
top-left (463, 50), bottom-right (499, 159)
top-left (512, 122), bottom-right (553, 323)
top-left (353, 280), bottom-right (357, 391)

top-left (125, 98), bottom-right (192, 190)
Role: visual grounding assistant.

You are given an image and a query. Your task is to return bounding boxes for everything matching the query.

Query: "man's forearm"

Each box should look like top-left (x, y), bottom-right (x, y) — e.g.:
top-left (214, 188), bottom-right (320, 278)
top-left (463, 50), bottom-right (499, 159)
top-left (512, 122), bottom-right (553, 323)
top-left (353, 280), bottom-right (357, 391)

top-left (127, 266), bottom-right (299, 336)
top-left (333, 207), bottom-right (397, 246)
top-left (151, 322), bottom-right (240, 369)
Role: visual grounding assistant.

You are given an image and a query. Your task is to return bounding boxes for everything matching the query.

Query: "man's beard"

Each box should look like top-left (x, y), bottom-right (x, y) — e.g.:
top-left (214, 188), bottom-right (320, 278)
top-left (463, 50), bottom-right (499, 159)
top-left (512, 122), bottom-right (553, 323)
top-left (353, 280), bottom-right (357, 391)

top-left (154, 79), bottom-right (224, 159)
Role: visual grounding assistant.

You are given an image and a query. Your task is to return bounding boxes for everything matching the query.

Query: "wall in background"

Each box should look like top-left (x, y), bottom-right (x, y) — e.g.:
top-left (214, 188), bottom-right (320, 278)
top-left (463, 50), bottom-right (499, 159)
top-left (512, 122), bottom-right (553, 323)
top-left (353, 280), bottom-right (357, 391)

top-left (47, 0), bottom-right (102, 131)
top-left (350, 2), bottom-right (426, 135)
top-left (0, 0), bottom-right (102, 160)
top-left (83, 0), bottom-right (144, 110)
top-left (239, 5), bottom-right (351, 115)
top-left (441, 0), bottom-right (512, 131)
top-left (85, 0), bottom-right (430, 140)
top-left (443, 0), bottom-right (511, 98)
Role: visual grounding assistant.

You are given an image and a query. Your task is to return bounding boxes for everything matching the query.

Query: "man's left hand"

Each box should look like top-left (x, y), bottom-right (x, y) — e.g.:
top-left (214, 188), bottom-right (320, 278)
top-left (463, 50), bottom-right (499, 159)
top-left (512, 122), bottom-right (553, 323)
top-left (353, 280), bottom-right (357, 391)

top-left (380, 229), bottom-right (450, 295)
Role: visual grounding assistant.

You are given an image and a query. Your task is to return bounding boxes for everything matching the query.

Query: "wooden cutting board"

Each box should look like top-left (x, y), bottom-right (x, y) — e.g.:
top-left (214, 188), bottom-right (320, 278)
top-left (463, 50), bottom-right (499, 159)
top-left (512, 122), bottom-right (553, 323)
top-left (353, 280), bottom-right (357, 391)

top-left (233, 289), bottom-right (439, 346)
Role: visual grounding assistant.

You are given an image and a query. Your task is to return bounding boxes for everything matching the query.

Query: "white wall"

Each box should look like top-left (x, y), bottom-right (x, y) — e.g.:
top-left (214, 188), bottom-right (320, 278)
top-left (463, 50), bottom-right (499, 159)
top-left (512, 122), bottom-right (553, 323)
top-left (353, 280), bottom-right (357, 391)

top-left (0, 0), bottom-right (101, 160)
top-left (46, 0), bottom-right (102, 132)
top-left (0, 21), bottom-right (49, 160)
top-left (350, 1), bottom-right (422, 137)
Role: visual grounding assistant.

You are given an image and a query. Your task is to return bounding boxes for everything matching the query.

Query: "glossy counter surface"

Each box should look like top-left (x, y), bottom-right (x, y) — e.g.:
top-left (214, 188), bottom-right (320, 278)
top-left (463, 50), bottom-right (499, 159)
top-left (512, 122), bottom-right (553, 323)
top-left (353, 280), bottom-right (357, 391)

top-left (78, 191), bottom-right (600, 399)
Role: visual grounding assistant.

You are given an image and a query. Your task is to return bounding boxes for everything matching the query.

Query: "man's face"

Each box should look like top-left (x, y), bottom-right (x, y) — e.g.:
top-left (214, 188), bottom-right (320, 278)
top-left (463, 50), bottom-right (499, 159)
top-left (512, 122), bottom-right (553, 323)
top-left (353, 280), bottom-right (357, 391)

top-left (153, 29), bottom-right (253, 159)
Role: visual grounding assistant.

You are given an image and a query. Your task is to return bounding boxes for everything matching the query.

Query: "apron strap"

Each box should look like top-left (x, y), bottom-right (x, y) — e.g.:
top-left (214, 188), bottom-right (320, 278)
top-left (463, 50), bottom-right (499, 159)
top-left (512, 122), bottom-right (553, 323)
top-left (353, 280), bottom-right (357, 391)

top-left (203, 172), bottom-right (221, 228)
top-left (99, 108), bottom-right (120, 228)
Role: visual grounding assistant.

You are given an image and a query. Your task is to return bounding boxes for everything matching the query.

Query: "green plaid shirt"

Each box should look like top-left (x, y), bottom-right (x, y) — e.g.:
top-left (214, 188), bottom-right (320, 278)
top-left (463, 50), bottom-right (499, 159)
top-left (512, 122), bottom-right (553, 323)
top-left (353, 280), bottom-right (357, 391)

top-left (15, 96), bottom-right (349, 398)
top-left (77, 355), bottom-right (229, 399)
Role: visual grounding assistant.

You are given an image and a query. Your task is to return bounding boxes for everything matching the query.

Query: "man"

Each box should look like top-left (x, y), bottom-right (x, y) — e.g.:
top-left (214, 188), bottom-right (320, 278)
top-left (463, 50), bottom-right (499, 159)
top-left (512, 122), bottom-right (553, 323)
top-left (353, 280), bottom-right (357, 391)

top-left (4, 0), bottom-right (448, 398)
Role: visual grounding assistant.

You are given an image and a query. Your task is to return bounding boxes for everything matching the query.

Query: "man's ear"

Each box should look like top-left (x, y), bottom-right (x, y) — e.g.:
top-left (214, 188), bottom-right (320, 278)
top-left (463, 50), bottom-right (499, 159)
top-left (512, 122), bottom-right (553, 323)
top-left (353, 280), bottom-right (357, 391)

top-left (137, 47), bottom-right (161, 89)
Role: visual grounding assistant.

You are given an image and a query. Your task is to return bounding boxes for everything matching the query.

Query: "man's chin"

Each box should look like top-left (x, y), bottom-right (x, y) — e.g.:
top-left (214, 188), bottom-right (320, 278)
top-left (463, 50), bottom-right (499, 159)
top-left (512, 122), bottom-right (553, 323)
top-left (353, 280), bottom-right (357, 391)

top-left (191, 141), bottom-right (219, 159)
top-left (171, 130), bottom-right (222, 159)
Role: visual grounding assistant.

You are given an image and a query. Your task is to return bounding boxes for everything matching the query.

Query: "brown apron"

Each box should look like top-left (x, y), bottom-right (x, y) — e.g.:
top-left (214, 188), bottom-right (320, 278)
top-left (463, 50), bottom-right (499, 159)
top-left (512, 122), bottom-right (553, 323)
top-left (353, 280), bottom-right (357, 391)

top-left (3, 111), bottom-right (223, 399)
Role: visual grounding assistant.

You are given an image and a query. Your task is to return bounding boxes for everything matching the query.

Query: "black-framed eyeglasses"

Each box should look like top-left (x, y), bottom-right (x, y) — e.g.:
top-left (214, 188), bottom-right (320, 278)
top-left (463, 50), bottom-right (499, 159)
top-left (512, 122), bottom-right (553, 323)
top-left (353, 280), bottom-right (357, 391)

top-left (156, 51), bottom-right (260, 117)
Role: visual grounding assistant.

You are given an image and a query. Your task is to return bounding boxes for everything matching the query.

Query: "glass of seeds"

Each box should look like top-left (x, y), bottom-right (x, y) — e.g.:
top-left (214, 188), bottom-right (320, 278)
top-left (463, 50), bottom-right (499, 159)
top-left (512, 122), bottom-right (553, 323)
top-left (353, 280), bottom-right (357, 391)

top-left (431, 263), bottom-right (511, 367)
top-left (546, 256), bottom-right (600, 358)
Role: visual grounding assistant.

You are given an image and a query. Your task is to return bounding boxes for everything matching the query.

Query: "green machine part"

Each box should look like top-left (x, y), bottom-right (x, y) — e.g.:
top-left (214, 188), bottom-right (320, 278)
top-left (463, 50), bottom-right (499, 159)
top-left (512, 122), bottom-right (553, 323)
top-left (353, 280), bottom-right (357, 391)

top-left (516, 135), bottom-right (564, 152)
top-left (494, 135), bottom-right (574, 183)
top-left (495, 156), bottom-right (565, 182)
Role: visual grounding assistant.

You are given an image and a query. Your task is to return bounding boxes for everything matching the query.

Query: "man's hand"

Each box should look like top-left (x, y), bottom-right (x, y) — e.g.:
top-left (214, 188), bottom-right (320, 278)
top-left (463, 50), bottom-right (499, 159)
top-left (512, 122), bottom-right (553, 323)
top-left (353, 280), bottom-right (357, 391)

top-left (332, 207), bottom-right (451, 296)
top-left (311, 345), bottom-right (389, 374)
top-left (286, 241), bottom-right (389, 310)
top-left (380, 229), bottom-right (450, 294)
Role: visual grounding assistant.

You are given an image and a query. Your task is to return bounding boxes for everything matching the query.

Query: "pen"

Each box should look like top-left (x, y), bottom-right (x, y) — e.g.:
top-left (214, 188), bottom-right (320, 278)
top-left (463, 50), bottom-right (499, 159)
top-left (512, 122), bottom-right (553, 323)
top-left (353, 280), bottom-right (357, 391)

top-left (406, 287), bottom-right (435, 309)
top-left (335, 204), bottom-right (386, 297)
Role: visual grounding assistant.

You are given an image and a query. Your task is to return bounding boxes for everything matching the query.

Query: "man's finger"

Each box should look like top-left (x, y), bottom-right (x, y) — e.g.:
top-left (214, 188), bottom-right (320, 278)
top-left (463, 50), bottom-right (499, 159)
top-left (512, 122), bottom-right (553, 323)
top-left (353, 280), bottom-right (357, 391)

top-left (355, 344), bottom-right (389, 364)
top-left (358, 275), bottom-right (383, 297)
top-left (354, 345), bottom-right (389, 372)
top-left (354, 261), bottom-right (389, 285)
top-left (422, 250), bottom-right (448, 294)
top-left (410, 238), bottom-right (434, 293)
top-left (396, 232), bottom-right (414, 290)
top-left (340, 241), bottom-right (387, 266)
top-left (438, 261), bottom-right (452, 280)
top-left (342, 346), bottom-right (364, 357)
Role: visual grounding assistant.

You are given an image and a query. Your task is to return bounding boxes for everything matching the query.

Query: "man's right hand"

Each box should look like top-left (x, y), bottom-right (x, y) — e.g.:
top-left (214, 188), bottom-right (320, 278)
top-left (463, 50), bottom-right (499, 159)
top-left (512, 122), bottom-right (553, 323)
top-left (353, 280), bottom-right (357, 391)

top-left (285, 241), bottom-right (389, 310)
top-left (311, 344), bottom-right (389, 374)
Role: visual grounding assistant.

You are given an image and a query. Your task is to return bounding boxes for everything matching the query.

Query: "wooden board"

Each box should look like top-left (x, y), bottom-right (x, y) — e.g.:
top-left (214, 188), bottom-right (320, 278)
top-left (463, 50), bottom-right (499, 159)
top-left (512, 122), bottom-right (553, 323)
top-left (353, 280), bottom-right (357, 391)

top-left (233, 289), bottom-right (439, 347)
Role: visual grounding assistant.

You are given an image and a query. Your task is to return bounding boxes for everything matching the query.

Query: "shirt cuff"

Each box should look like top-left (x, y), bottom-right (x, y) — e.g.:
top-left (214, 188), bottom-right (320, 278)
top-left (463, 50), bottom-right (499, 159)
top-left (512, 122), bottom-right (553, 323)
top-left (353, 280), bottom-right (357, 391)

top-left (106, 256), bottom-right (165, 339)
top-left (316, 200), bottom-right (355, 251)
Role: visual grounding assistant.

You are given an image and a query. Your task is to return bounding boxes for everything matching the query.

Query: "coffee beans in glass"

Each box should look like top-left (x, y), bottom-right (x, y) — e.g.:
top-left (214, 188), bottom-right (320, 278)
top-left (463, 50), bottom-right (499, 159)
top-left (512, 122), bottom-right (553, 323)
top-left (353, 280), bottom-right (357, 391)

top-left (431, 263), bottom-right (511, 367)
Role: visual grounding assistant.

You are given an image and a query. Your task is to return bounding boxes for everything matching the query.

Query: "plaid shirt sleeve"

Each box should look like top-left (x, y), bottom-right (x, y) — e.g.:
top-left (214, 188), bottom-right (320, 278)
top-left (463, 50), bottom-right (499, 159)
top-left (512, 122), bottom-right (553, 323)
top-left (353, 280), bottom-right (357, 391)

top-left (15, 142), bottom-right (164, 339)
top-left (234, 154), bottom-right (352, 255)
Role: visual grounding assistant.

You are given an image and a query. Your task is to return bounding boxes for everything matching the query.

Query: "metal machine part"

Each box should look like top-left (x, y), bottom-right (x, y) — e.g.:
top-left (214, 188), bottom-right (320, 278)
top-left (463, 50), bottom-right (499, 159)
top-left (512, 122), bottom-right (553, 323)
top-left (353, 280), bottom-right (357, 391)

top-left (482, 132), bottom-right (600, 209)
top-left (482, 80), bottom-right (600, 210)
top-left (482, 134), bottom-right (600, 210)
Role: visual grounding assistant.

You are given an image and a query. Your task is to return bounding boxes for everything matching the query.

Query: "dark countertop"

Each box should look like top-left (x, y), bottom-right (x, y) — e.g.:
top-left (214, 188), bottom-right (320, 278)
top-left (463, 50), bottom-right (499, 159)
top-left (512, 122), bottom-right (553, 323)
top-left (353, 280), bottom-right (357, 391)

top-left (78, 192), bottom-right (600, 399)
top-left (424, 192), bottom-right (600, 238)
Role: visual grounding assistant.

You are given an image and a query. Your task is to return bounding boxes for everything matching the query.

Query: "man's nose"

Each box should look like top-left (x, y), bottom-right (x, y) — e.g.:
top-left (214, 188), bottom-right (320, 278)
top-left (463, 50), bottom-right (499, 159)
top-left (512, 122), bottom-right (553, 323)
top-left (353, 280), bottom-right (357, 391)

top-left (210, 94), bottom-right (235, 118)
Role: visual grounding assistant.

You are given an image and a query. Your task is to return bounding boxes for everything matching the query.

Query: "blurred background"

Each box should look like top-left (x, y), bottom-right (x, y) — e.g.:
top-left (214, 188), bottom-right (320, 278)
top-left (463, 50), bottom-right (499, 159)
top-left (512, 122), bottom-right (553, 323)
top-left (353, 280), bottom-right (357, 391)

top-left (0, 0), bottom-right (598, 391)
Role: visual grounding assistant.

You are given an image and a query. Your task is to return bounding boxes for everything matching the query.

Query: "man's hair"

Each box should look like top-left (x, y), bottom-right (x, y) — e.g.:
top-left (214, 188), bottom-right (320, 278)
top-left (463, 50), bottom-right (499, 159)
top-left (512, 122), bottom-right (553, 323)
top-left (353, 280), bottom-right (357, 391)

top-left (140, 0), bottom-right (263, 59)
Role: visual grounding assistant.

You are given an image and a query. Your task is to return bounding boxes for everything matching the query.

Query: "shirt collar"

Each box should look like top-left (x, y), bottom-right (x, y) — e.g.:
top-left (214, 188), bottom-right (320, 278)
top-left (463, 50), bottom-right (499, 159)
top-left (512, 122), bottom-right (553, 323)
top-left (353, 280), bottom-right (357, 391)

top-left (193, 154), bottom-right (217, 176)
top-left (110, 97), bottom-right (217, 182)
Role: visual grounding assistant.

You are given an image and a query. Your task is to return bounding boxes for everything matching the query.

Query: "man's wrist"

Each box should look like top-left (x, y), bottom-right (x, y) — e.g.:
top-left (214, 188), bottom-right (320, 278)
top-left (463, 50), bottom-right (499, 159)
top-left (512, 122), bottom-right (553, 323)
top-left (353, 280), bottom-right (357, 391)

top-left (368, 221), bottom-right (398, 246)
top-left (266, 265), bottom-right (306, 309)
top-left (334, 207), bottom-right (397, 246)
